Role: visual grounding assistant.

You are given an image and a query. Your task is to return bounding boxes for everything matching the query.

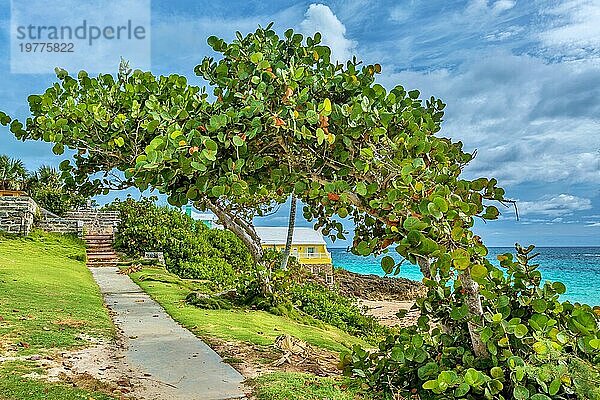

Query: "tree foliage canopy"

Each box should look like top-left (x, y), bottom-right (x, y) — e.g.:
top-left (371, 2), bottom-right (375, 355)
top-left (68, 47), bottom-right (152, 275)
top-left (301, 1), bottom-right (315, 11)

top-left (3, 23), bottom-right (505, 349)
top-left (5, 26), bottom-right (503, 261)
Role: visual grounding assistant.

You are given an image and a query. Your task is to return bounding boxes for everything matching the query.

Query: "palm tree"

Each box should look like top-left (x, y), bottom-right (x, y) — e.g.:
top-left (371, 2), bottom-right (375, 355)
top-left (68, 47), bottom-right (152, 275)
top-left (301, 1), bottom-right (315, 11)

top-left (0, 155), bottom-right (28, 191)
top-left (280, 193), bottom-right (297, 270)
top-left (26, 164), bottom-right (86, 215)
top-left (28, 165), bottom-right (62, 189)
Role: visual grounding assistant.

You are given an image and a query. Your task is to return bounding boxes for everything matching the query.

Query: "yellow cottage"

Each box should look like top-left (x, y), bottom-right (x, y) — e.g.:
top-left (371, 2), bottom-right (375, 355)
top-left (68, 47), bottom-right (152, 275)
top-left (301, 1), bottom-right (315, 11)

top-left (255, 227), bottom-right (332, 266)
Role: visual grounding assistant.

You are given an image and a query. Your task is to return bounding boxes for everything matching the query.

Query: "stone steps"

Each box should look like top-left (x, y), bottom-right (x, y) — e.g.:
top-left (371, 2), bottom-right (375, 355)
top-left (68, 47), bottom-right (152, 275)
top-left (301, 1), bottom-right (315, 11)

top-left (84, 233), bottom-right (118, 267)
top-left (86, 244), bottom-right (114, 249)
top-left (87, 253), bottom-right (118, 259)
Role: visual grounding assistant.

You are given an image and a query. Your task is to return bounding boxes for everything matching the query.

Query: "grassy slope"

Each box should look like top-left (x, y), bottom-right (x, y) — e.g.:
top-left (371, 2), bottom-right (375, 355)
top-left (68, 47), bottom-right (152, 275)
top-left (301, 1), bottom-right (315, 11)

top-left (129, 267), bottom-right (368, 353)
top-left (0, 231), bottom-right (114, 400)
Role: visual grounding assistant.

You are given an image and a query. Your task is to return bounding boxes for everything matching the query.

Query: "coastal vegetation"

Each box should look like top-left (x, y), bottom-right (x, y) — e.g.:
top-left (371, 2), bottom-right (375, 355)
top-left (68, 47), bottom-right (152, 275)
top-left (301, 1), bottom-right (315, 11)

top-left (0, 154), bottom-right (88, 215)
top-left (2, 24), bottom-right (599, 399)
top-left (288, 282), bottom-right (390, 340)
top-left (250, 372), bottom-right (371, 400)
top-left (106, 196), bottom-right (253, 287)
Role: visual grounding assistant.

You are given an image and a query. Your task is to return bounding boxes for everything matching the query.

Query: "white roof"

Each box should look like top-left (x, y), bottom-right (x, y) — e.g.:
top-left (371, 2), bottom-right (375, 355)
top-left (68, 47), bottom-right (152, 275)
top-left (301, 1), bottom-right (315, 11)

top-left (191, 211), bottom-right (217, 221)
top-left (255, 227), bottom-right (326, 245)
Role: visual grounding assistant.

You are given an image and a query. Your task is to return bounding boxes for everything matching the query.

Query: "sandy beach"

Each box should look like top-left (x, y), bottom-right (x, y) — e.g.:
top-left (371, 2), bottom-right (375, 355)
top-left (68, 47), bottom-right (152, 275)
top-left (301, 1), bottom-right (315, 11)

top-left (358, 299), bottom-right (420, 328)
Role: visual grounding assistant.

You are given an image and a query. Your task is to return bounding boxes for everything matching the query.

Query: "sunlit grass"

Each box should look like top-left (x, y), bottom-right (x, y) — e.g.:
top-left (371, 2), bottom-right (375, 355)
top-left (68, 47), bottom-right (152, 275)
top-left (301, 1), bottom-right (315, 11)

top-left (129, 267), bottom-right (368, 352)
top-left (0, 230), bottom-right (115, 399)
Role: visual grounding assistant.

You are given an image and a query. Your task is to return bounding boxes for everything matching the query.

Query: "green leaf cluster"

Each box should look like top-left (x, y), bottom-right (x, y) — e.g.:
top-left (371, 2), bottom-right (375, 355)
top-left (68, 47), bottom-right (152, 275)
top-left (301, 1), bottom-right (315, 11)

top-left (342, 244), bottom-right (600, 399)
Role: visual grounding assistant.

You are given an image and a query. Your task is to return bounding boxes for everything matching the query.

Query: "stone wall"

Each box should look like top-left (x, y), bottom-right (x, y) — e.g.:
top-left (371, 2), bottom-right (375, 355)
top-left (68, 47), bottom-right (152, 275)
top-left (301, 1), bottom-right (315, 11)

top-left (62, 209), bottom-right (120, 234)
top-left (0, 196), bottom-right (39, 236)
top-left (35, 209), bottom-right (120, 235)
top-left (0, 195), bottom-right (121, 236)
top-left (37, 217), bottom-right (83, 235)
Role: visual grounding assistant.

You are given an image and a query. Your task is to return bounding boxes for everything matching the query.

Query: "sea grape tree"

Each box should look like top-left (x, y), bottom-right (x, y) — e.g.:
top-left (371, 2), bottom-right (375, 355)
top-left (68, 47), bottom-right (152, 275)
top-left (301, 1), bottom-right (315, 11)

top-left (3, 25), bottom-right (506, 354)
top-left (5, 25), bottom-right (512, 364)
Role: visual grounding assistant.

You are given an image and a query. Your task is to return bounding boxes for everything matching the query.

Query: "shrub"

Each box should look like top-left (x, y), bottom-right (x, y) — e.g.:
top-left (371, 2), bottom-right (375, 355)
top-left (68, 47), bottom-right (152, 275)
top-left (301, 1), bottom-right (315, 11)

top-left (236, 249), bottom-right (308, 308)
top-left (289, 283), bottom-right (390, 341)
top-left (106, 197), bottom-right (253, 287)
top-left (236, 251), bottom-right (388, 340)
top-left (341, 245), bottom-right (600, 399)
top-left (175, 256), bottom-right (237, 288)
top-left (204, 229), bottom-right (254, 272)
top-left (107, 197), bottom-right (208, 259)
top-left (185, 291), bottom-right (233, 310)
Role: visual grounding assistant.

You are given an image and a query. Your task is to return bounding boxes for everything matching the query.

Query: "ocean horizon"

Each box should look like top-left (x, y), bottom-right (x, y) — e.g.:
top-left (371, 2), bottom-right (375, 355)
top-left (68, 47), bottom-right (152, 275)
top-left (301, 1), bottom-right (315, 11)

top-left (330, 247), bottom-right (600, 306)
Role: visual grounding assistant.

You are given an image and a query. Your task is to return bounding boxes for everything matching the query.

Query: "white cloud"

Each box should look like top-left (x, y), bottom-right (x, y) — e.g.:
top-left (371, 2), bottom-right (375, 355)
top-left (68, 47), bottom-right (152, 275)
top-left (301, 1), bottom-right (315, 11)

top-left (376, 50), bottom-right (600, 186)
top-left (517, 194), bottom-right (592, 217)
top-left (300, 4), bottom-right (356, 63)
top-left (484, 26), bottom-right (525, 42)
top-left (389, 5), bottom-right (411, 22)
top-left (467, 0), bottom-right (516, 15)
top-left (537, 0), bottom-right (600, 60)
top-left (492, 0), bottom-right (517, 13)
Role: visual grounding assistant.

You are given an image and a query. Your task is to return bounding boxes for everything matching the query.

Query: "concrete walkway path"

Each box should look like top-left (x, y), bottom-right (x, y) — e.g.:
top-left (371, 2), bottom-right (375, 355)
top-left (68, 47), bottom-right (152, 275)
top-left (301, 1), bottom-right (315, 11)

top-left (89, 266), bottom-right (246, 400)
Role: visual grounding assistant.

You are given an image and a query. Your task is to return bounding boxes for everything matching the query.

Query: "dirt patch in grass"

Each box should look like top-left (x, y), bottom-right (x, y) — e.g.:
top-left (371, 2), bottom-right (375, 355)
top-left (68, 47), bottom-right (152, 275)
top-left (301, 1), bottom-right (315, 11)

top-left (206, 335), bottom-right (341, 379)
top-left (358, 298), bottom-right (421, 328)
top-left (53, 318), bottom-right (87, 328)
top-left (56, 372), bottom-right (124, 398)
top-left (13, 335), bottom-right (185, 399)
top-left (4, 316), bottom-right (189, 400)
top-left (15, 338), bottom-right (136, 398)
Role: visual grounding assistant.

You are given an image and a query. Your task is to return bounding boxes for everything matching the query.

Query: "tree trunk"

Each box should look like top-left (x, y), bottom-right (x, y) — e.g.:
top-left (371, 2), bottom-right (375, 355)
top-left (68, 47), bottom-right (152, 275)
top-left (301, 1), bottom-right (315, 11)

top-left (204, 199), bottom-right (273, 295)
top-left (280, 194), bottom-right (297, 270)
top-left (420, 258), bottom-right (487, 357)
top-left (205, 199), bottom-right (263, 263)
top-left (460, 270), bottom-right (489, 358)
top-left (417, 257), bottom-right (431, 279)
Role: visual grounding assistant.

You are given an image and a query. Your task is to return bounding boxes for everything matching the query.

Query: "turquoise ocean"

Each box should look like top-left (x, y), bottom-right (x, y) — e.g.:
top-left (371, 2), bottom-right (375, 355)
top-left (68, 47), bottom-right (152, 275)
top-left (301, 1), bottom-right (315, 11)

top-left (330, 247), bottom-right (600, 306)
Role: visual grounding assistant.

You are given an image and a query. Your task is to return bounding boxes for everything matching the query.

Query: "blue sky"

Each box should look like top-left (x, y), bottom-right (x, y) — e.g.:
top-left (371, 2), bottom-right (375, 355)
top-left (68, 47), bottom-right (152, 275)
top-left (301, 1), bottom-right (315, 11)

top-left (0, 0), bottom-right (599, 247)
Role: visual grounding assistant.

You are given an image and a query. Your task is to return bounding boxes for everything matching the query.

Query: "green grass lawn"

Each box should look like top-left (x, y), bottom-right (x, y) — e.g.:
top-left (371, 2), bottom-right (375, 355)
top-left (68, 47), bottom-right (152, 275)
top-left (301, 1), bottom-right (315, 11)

top-left (0, 230), bottom-right (115, 400)
top-left (251, 372), bottom-right (373, 400)
top-left (129, 267), bottom-right (368, 353)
